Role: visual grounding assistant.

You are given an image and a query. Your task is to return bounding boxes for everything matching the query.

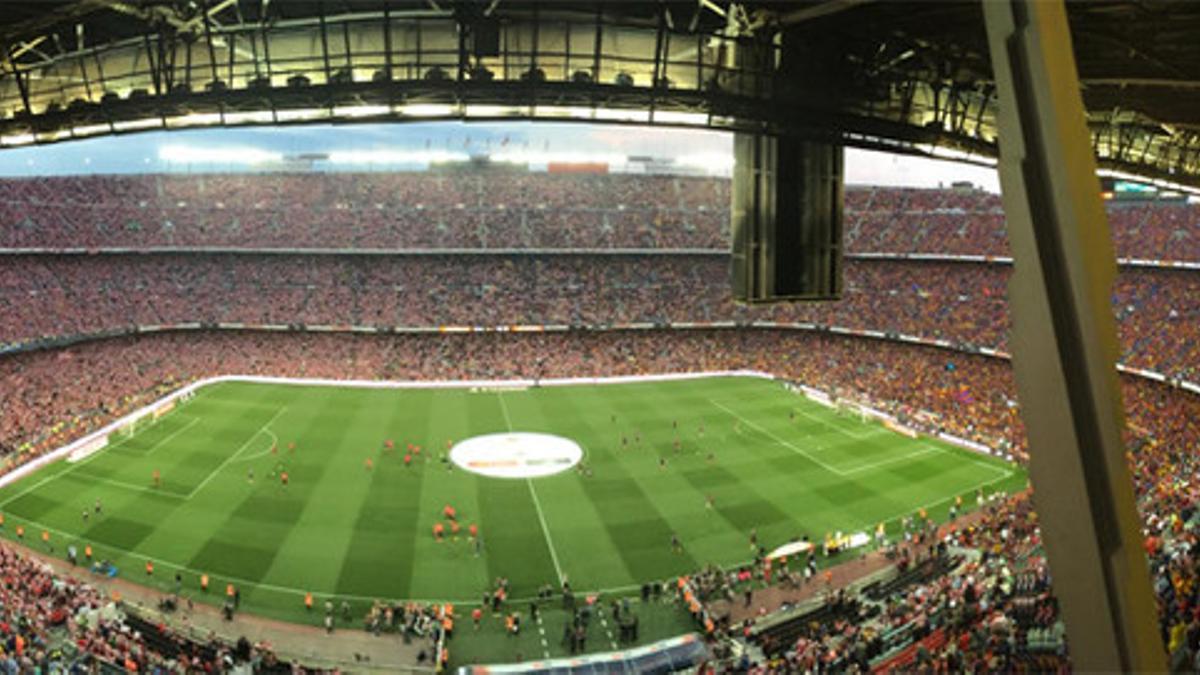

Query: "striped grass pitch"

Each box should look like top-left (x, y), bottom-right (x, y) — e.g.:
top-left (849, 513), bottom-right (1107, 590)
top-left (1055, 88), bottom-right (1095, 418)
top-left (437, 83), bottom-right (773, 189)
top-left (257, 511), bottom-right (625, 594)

top-left (0, 376), bottom-right (1023, 627)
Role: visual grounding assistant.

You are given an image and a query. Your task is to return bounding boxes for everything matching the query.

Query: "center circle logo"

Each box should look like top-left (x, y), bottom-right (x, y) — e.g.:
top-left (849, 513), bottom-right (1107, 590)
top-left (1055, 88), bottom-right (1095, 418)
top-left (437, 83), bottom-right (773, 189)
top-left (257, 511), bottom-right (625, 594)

top-left (450, 432), bottom-right (583, 479)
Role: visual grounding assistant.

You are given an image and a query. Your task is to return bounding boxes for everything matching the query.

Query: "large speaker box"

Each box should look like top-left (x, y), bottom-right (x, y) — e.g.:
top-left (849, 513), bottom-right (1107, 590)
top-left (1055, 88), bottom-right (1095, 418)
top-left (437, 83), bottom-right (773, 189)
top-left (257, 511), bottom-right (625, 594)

top-left (731, 134), bottom-right (843, 303)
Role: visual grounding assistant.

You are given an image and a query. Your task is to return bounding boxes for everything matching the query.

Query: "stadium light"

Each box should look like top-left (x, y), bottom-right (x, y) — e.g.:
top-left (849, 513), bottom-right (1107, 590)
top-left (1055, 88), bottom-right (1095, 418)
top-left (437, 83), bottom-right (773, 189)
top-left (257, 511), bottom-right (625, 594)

top-left (489, 151), bottom-right (628, 166)
top-left (158, 145), bottom-right (283, 164)
top-left (71, 123), bottom-right (109, 137)
top-left (465, 104), bottom-right (519, 117)
top-left (332, 105), bottom-right (391, 118)
top-left (166, 112), bottom-right (224, 128)
top-left (651, 110), bottom-right (710, 126)
top-left (1098, 168), bottom-right (1200, 198)
top-left (275, 108), bottom-right (329, 123)
top-left (327, 149), bottom-right (470, 164)
top-left (0, 133), bottom-right (35, 147)
top-left (399, 104), bottom-right (456, 117)
top-left (112, 117), bottom-right (162, 132)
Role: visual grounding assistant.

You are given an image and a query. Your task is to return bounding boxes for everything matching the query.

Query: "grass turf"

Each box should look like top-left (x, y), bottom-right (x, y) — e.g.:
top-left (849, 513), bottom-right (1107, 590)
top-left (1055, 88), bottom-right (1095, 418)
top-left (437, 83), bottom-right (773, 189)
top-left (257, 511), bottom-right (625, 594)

top-left (0, 376), bottom-right (1023, 658)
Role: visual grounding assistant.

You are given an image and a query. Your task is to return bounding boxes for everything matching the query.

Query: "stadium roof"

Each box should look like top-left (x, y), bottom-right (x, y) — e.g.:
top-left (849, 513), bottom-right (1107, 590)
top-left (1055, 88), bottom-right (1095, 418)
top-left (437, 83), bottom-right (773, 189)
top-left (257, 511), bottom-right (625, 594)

top-left (1, 1), bottom-right (1199, 185)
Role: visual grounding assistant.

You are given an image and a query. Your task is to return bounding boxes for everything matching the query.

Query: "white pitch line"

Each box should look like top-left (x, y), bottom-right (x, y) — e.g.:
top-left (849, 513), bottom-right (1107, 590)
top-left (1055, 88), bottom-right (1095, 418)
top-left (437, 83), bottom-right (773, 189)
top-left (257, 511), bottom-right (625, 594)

top-left (841, 445), bottom-right (944, 476)
top-left (65, 472), bottom-right (188, 500)
top-left (232, 427), bottom-right (279, 464)
top-left (0, 425), bottom-right (124, 508)
top-left (496, 390), bottom-right (515, 430)
top-left (708, 399), bottom-right (846, 475)
top-left (141, 417), bottom-right (201, 456)
top-left (497, 391), bottom-right (566, 587)
top-left (526, 479), bottom-right (567, 588)
top-left (186, 407), bottom-right (287, 499)
top-left (0, 415), bottom-right (198, 509)
top-left (792, 405), bottom-right (877, 440)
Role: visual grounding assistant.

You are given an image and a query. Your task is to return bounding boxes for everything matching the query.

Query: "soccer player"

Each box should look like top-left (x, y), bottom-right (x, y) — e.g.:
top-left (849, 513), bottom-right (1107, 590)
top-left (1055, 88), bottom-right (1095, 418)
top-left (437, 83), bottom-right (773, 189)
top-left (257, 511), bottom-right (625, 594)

top-left (94, 499), bottom-right (102, 515)
top-left (468, 523), bottom-right (478, 539)
top-left (749, 527), bottom-right (758, 551)
top-left (280, 471), bottom-right (289, 487)
top-left (81, 509), bottom-right (88, 523)
top-left (433, 522), bottom-right (445, 542)
top-left (271, 442), bottom-right (277, 455)
top-left (247, 468), bottom-right (255, 483)
top-left (365, 457), bottom-right (374, 472)
top-left (404, 452), bottom-right (413, 468)
top-left (658, 457), bottom-right (668, 470)
top-left (670, 533), bottom-right (682, 554)
top-left (288, 441), bottom-right (296, 452)
top-left (152, 469), bottom-right (161, 488)
top-left (443, 504), bottom-right (457, 521)
top-left (705, 494), bottom-right (714, 510)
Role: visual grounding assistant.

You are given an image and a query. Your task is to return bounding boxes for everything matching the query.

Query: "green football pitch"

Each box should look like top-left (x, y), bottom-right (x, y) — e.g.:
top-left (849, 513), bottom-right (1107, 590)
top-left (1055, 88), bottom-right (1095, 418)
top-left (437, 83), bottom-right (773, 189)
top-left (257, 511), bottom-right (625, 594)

top-left (0, 376), bottom-right (1022, 629)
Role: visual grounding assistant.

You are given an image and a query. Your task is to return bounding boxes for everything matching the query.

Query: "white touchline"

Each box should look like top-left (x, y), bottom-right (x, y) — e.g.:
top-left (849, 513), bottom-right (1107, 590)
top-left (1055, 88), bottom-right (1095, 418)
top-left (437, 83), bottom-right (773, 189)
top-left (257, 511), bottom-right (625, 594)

top-left (496, 391), bottom-right (567, 587)
top-left (0, 417), bottom-right (138, 507)
top-left (708, 399), bottom-right (847, 475)
top-left (186, 406), bottom-right (287, 499)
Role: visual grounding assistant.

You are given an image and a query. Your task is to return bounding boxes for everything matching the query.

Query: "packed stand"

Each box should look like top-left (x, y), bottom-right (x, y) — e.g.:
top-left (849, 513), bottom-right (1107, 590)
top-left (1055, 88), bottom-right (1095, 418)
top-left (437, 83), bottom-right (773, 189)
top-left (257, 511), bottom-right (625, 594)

top-left (0, 537), bottom-right (290, 671)
top-left (724, 490), bottom-right (1066, 673)
top-left (5, 254), bottom-right (1200, 381)
top-left (0, 172), bottom-right (728, 251)
top-left (2, 173), bottom-right (1200, 261)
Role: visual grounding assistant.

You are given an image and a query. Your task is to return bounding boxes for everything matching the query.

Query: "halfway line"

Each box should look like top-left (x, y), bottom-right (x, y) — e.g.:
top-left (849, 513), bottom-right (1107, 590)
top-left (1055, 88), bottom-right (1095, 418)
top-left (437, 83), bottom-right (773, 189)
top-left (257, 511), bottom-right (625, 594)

top-left (496, 391), bottom-right (566, 587)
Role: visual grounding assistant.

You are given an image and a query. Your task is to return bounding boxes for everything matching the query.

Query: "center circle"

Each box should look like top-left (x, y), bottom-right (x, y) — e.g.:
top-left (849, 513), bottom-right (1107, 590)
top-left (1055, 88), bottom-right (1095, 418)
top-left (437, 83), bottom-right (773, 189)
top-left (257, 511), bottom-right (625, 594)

top-left (450, 432), bottom-right (583, 479)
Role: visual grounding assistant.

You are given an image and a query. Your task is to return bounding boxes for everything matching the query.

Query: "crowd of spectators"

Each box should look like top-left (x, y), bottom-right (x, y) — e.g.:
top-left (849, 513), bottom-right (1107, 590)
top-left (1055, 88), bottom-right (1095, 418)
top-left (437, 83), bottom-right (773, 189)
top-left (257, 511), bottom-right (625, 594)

top-left (4, 169), bottom-right (1200, 668)
top-left (5, 254), bottom-right (1200, 381)
top-left (727, 490), bottom-right (1066, 673)
top-left (0, 172), bottom-right (728, 251)
top-left (0, 537), bottom-right (287, 671)
top-left (4, 172), bottom-right (1200, 261)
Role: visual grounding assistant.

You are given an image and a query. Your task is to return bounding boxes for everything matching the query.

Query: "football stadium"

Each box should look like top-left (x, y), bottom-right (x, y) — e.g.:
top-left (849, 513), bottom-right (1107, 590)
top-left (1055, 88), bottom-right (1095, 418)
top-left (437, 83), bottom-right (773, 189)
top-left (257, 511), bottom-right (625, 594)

top-left (0, 1), bottom-right (1196, 672)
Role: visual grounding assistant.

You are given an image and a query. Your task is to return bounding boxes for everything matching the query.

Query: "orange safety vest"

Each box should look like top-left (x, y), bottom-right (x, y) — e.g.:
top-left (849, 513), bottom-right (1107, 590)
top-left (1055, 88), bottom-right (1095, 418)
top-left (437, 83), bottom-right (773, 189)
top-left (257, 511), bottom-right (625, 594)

top-left (305, 592), bottom-right (313, 608)
top-left (200, 574), bottom-right (209, 590)
top-left (14, 526), bottom-right (22, 538)
top-left (226, 583), bottom-right (235, 597)
top-left (41, 530), bottom-right (49, 542)
top-left (85, 545), bottom-right (93, 558)
top-left (146, 561), bottom-right (153, 575)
